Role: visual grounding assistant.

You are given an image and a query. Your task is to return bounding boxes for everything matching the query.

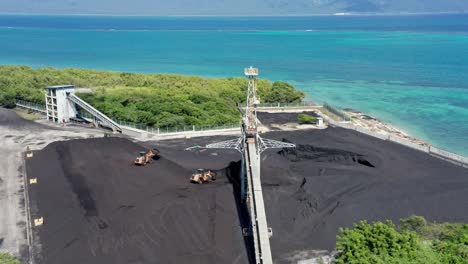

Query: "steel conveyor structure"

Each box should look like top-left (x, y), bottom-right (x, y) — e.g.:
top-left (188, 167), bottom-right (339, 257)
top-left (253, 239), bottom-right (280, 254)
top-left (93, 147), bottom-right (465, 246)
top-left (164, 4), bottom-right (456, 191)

top-left (190, 67), bottom-right (295, 264)
top-left (67, 93), bottom-right (122, 132)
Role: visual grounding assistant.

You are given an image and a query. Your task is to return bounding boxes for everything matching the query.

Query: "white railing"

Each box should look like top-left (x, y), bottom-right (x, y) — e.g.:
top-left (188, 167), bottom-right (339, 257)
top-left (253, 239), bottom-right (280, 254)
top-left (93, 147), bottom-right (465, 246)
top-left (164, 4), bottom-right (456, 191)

top-left (430, 146), bottom-right (468, 165)
top-left (15, 99), bottom-right (47, 113)
top-left (16, 99), bottom-right (467, 166)
top-left (79, 111), bottom-right (240, 135)
top-left (255, 100), bottom-right (318, 109)
top-left (388, 135), bottom-right (430, 152)
top-left (356, 126), bottom-right (390, 141)
top-left (323, 103), bottom-right (351, 121)
top-left (327, 119), bottom-right (467, 167)
top-left (118, 120), bottom-right (240, 136)
top-left (16, 99), bottom-right (240, 136)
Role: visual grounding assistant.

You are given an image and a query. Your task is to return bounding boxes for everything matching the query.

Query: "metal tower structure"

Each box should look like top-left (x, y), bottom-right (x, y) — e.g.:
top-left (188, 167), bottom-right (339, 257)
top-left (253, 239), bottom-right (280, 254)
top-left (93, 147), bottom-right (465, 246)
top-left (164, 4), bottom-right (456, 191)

top-left (189, 67), bottom-right (295, 264)
top-left (45, 85), bottom-right (121, 132)
top-left (204, 67), bottom-right (295, 155)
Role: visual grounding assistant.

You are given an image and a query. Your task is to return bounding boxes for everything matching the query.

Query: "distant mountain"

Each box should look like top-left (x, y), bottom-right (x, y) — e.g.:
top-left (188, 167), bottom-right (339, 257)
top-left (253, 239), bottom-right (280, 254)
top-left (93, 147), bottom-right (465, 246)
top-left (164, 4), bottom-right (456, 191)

top-left (2, 0), bottom-right (468, 15)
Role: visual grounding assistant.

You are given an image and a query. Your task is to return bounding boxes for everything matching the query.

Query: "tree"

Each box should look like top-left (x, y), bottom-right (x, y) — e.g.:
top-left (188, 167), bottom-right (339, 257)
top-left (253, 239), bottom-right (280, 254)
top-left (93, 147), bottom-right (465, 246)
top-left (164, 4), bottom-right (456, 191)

top-left (261, 81), bottom-right (305, 103)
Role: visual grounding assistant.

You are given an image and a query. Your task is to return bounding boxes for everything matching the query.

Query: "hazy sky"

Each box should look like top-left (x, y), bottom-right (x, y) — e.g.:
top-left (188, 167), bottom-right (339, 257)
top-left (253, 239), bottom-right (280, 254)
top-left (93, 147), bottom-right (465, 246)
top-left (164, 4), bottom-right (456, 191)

top-left (1, 0), bottom-right (468, 15)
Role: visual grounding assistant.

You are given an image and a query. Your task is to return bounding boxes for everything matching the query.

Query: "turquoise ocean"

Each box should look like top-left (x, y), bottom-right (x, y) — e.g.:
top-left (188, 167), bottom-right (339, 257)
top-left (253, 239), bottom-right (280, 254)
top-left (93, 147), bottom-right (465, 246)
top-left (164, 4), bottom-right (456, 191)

top-left (0, 14), bottom-right (467, 155)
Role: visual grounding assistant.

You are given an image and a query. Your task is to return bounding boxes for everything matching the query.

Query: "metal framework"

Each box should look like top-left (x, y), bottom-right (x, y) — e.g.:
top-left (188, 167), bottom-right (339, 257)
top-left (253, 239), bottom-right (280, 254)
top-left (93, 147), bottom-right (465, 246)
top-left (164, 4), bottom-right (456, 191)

top-left (200, 67), bottom-right (294, 154)
top-left (187, 67), bottom-right (295, 264)
top-left (204, 137), bottom-right (244, 152)
top-left (68, 93), bottom-right (121, 132)
top-left (257, 137), bottom-right (295, 154)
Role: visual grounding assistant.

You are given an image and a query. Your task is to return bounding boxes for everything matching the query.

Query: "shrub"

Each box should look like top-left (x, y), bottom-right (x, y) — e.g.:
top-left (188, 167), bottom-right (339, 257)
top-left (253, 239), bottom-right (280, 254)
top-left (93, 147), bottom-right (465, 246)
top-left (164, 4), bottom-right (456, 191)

top-left (336, 216), bottom-right (468, 264)
top-left (401, 215), bottom-right (427, 232)
top-left (298, 113), bottom-right (317, 124)
top-left (432, 224), bottom-right (468, 263)
top-left (0, 253), bottom-right (20, 264)
top-left (335, 220), bottom-right (419, 264)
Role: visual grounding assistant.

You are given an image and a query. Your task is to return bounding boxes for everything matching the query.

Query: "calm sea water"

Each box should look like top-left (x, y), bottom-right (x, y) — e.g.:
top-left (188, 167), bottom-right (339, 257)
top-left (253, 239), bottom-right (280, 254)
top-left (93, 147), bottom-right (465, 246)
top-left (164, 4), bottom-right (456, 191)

top-left (1, 14), bottom-right (468, 156)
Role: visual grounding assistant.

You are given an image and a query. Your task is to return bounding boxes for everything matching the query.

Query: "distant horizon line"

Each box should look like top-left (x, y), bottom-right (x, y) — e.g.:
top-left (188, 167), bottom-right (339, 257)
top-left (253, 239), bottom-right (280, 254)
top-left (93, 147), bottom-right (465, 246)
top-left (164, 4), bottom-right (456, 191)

top-left (0, 11), bottom-right (467, 17)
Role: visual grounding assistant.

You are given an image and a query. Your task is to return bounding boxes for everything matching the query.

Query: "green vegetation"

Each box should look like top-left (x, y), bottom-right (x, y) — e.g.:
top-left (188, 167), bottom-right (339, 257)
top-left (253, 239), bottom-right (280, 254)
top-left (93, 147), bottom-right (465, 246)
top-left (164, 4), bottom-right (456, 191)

top-left (0, 253), bottom-right (20, 264)
top-left (298, 113), bottom-right (318, 124)
top-left (263, 81), bottom-right (304, 103)
top-left (335, 216), bottom-right (468, 264)
top-left (0, 66), bottom-right (304, 127)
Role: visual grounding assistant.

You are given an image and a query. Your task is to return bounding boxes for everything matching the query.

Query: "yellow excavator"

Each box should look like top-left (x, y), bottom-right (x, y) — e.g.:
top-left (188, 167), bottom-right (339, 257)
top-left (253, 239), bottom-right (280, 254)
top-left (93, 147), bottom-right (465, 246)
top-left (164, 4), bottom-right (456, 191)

top-left (134, 148), bottom-right (159, 166)
top-left (190, 169), bottom-right (216, 184)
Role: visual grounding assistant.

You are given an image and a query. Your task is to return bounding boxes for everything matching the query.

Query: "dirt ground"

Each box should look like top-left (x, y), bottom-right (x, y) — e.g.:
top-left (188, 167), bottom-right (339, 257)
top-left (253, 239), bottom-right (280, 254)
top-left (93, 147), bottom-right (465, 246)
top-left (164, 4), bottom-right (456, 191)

top-left (22, 111), bottom-right (468, 264)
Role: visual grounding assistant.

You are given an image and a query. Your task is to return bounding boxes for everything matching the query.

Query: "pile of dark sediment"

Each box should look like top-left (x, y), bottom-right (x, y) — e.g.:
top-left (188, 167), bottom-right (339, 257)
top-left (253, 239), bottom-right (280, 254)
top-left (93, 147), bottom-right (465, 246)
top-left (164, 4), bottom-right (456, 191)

top-left (27, 127), bottom-right (468, 264)
top-left (27, 137), bottom-right (248, 264)
top-left (279, 141), bottom-right (375, 167)
top-left (260, 129), bottom-right (468, 262)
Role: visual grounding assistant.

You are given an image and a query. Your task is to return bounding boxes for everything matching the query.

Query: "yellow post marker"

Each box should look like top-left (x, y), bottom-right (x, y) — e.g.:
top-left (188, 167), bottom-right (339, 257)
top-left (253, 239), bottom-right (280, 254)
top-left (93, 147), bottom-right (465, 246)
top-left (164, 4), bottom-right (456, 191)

top-left (26, 146), bottom-right (33, 158)
top-left (34, 217), bottom-right (44, 226)
top-left (29, 178), bottom-right (37, 184)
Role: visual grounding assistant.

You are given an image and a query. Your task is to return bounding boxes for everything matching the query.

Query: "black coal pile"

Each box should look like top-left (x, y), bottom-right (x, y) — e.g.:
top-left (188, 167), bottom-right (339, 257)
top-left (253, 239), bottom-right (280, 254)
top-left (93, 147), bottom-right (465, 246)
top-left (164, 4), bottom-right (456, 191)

top-left (26, 126), bottom-right (468, 264)
top-left (280, 143), bottom-right (375, 167)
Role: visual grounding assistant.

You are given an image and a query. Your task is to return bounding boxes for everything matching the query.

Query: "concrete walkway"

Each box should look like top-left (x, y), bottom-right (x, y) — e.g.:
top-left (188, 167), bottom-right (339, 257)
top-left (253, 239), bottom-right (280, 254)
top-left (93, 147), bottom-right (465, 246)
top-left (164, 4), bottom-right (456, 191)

top-left (0, 139), bottom-right (25, 259)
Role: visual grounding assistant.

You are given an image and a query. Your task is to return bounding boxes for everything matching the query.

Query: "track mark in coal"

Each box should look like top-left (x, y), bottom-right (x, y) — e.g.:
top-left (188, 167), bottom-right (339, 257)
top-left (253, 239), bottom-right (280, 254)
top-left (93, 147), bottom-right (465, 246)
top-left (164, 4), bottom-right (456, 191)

top-left (292, 178), bottom-right (319, 221)
top-left (357, 158), bottom-right (375, 167)
top-left (319, 168), bottom-right (326, 176)
top-left (208, 187), bottom-right (217, 264)
top-left (98, 220), bottom-right (108, 229)
top-left (327, 202), bottom-right (341, 216)
top-left (300, 177), bottom-right (307, 188)
top-left (279, 141), bottom-right (375, 168)
top-left (63, 237), bottom-right (79, 249)
top-left (262, 183), bottom-right (280, 187)
top-left (118, 205), bottom-right (135, 210)
top-left (56, 144), bottom-right (98, 217)
top-left (175, 187), bottom-right (190, 198)
top-left (292, 178), bottom-right (368, 222)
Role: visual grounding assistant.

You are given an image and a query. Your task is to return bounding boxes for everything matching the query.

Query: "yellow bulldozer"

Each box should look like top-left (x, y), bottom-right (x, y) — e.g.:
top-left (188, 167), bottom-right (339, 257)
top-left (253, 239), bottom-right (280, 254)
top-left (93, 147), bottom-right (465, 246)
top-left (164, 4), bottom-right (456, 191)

top-left (190, 169), bottom-right (216, 184)
top-left (134, 148), bottom-right (159, 166)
